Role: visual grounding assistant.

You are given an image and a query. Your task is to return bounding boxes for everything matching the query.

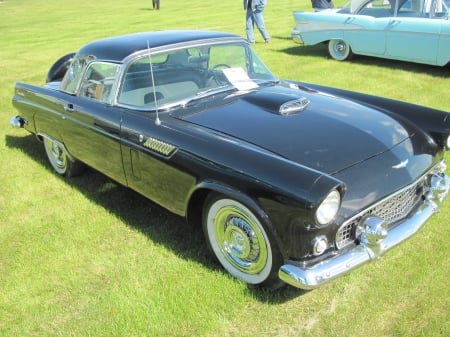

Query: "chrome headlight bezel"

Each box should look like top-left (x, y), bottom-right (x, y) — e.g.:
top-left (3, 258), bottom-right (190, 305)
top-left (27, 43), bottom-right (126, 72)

top-left (315, 189), bottom-right (341, 226)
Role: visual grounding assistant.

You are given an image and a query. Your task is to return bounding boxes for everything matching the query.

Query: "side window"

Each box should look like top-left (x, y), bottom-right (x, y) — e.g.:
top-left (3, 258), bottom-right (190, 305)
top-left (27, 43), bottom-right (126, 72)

top-left (359, 0), bottom-right (393, 17)
top-left (426, 0), bottom-right (449, 17)
top-left (79, 62), bottom-right (119, 103)
top-left (118, 51), bottom-right (205, 107)
top-left (118, 58), bottom-right (159, 107)
top-left (398, 0), bottom-right (422, 17)
top-left (60, 58), bottom-right (86, 94)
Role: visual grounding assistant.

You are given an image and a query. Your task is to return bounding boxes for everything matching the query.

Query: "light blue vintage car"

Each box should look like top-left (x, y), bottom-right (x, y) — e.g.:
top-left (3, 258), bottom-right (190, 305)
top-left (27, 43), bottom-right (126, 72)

top-left (292, 0), bottom-right (450, 66)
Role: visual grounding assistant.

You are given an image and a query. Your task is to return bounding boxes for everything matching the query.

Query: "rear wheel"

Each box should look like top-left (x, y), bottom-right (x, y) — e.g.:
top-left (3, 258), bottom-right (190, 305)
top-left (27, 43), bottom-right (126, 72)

top-left (203, 193), bottom-right (283, 287)
top-left (43, 137), bottom-right (84, 177)
top-left (328, 39), bottom-right (353, 61)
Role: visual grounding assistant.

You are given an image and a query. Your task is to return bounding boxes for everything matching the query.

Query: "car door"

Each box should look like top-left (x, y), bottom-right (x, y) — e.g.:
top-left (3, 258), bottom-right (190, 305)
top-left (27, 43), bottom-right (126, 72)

top-left (338, 0), bottom-right (396, 56)
top-left (385, 0), bottom-right (441, 64)
top-left (343, 15), bottom-right (389, 56)
top-left (120, 109), bottom-right (196, 216)
top-left (59, 62), bottom-right (127, 185)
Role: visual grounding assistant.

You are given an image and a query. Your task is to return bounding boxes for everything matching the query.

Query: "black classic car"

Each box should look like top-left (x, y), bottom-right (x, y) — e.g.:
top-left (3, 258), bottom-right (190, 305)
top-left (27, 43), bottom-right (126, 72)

top-left (10, 30), bottom-right (450, 289)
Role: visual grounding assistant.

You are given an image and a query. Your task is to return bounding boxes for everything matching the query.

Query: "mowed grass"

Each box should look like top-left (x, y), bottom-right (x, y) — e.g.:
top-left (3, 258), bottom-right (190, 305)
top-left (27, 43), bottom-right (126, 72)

top-left (1, 0), bottom-right (449, 336)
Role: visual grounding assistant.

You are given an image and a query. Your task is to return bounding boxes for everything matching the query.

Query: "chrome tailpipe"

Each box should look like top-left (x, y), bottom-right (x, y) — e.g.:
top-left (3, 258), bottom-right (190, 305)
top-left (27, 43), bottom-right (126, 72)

top-left (10, 115), bottom-right (27, 128)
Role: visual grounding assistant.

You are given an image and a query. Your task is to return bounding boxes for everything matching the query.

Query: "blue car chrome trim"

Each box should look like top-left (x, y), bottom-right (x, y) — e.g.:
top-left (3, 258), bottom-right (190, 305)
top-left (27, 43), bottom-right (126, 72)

top-left (279, 169), bottom-right (450, 290)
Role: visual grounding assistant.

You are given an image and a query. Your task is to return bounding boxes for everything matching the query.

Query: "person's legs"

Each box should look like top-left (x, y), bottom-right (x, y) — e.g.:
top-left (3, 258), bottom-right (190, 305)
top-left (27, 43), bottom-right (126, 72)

top-left (245, 10), bottom-right (255, 43)
top-left (253, 9), bottom-right (270, 42)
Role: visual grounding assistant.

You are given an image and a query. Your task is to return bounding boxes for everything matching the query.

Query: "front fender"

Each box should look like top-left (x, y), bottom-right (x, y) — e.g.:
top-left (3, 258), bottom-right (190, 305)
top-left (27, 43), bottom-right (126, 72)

top-left (185, 152), bottom-right (345, 259)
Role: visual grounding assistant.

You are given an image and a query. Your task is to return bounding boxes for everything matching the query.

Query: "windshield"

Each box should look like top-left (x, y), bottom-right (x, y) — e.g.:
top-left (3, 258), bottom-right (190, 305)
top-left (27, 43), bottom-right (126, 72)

top-left (338, 0), bottom-right (369, 13)
top-left (117, 42), bottom-right (276, 109)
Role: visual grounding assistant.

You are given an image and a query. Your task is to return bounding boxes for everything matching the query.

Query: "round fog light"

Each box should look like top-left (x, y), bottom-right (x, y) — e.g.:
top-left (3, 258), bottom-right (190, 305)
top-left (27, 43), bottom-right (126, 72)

top-left (312, 236), bottom-right (328, 256)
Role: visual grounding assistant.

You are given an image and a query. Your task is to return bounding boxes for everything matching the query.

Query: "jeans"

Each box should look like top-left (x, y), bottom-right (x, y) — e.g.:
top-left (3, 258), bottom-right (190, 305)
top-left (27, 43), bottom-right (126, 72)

top-left (246, 8), bottom-right (270, 43)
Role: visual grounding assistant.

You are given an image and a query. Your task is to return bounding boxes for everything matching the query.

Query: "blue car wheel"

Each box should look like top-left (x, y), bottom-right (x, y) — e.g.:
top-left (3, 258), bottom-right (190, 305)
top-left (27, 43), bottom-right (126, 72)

top-left (328, 39), bottom-right (353, 61)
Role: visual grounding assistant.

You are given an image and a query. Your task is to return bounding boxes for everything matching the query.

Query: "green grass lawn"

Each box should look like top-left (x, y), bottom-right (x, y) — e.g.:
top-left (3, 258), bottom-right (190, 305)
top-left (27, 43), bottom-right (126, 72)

top-left (1, 0), bottom-right (449, 336)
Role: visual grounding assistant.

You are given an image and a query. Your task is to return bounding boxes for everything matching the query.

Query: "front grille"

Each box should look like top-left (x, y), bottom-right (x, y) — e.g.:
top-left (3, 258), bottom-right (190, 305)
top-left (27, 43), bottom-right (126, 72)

top-left (336, 178), bottom-right (424, 249)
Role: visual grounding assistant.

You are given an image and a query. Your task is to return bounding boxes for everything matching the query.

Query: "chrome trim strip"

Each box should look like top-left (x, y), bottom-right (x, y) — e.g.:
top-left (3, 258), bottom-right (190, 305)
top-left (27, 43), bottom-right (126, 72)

top-left (279, 172), bottom-right (450, 290)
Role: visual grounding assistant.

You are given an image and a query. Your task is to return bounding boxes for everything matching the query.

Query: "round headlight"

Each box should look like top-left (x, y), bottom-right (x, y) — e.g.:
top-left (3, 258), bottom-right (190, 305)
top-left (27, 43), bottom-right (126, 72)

top-left (315, 190), bottom-right (341, 225)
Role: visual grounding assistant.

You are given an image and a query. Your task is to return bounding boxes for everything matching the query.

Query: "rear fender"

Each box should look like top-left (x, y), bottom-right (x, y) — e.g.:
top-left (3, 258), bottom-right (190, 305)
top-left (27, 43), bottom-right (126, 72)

top-left (13, 82), bottom-right (67, 143)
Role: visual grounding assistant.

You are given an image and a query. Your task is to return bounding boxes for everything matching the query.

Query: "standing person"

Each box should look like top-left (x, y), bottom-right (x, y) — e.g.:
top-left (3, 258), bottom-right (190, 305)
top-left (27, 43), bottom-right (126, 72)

top-left (244, 0), bottom-right (270, 44)
top-left (152, 0), bottom-right (160, 10)
top-left (311, 0), bottom-right (334, 11)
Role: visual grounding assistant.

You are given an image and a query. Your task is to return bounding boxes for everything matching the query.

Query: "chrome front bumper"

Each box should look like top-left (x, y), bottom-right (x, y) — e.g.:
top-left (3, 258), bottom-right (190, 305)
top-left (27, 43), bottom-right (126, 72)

top-left (279, 171), bottom-right (450, 290)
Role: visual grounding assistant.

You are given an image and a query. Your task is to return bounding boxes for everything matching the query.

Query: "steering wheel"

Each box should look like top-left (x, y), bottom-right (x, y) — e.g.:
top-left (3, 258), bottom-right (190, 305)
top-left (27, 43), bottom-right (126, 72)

top-left (212, 63), bottom-right (231, 70)
top-left (210, 64), bottom-right (232, 85)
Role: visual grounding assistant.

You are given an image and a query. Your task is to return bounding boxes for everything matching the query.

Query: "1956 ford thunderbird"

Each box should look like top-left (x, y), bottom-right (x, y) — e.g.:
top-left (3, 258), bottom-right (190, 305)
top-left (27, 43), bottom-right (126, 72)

top-left (10, 30), bottom-right (450, 289)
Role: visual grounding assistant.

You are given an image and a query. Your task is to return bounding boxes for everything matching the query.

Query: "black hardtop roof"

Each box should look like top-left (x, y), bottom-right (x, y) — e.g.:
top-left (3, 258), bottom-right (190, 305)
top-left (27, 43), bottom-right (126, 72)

top-left (76, 30), bottom-right (243, 62)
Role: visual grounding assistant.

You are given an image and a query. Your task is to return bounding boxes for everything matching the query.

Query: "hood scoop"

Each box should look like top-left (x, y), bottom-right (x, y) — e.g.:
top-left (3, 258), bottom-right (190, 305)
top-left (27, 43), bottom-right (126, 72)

top-left (240, 88), bottom-right (311, 116)
top-left (279, 97), bottom-right (310, 115)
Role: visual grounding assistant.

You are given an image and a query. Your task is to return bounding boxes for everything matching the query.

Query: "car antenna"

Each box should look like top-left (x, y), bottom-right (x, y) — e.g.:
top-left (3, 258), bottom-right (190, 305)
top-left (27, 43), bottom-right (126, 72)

top-left (147, 40), bottom-right (161, 126)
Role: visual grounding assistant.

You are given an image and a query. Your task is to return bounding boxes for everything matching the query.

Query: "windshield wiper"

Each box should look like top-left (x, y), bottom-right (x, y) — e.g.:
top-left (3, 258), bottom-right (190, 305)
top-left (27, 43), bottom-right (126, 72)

top-left (180, 78), bottom-right (280, 107)
top-left (263, 80), bottom-right (280, 87)
top-left (184, 85), bottom-right (236, 106)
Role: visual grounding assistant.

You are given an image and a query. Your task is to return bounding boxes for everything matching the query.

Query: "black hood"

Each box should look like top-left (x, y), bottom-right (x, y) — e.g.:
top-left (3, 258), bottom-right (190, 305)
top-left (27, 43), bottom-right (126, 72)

top-left (177, 85), bottom-right (428, 175)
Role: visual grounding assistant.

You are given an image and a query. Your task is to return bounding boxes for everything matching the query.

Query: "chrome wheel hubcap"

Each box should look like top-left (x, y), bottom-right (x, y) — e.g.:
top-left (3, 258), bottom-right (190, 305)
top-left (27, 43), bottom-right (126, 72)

top-left (213, 205), bottom-right (268, 275)
top-left (44, 138), bottom-right (68, 174)
top-left (50, 142), bottom-right (67, 169)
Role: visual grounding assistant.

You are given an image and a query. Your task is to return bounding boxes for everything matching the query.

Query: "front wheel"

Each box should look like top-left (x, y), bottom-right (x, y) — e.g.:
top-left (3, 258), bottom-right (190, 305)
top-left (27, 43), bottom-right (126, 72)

top-left (43, 137), bottom-right (84, 177)
top-left (328, 39), bottom-right (353, 61)
top-left (203, 193), bottom-right (282, 287)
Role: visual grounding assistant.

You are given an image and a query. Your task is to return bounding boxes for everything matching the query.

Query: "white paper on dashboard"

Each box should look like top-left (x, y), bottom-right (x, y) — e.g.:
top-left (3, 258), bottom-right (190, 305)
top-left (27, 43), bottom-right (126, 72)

top-left (222, 67), bottom-right (258, 91)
